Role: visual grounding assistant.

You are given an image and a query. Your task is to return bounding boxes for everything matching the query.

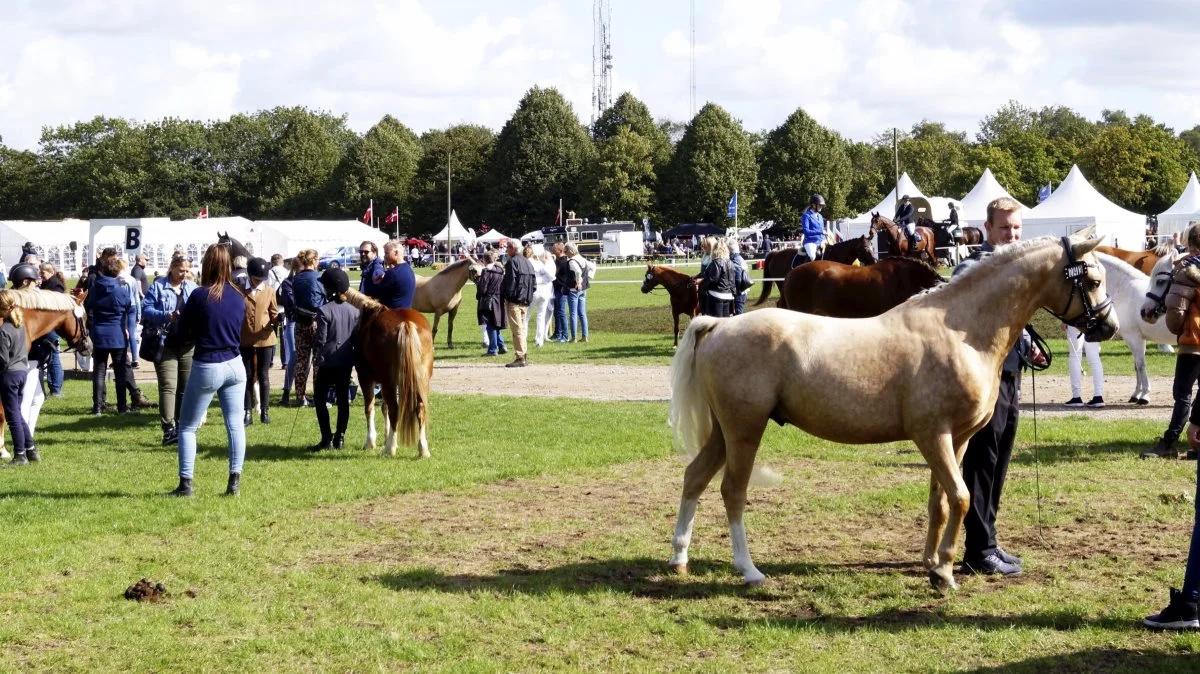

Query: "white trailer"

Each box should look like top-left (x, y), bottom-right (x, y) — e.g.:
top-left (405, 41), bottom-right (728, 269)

top-left (602, 231), bottom-right (643, 261)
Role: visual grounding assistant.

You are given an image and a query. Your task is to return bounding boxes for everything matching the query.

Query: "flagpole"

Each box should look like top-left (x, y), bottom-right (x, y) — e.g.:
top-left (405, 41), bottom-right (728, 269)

top-left (734, 190), bottom-right (738, 232)
top-left (447, 147), bottom-right (452, 261)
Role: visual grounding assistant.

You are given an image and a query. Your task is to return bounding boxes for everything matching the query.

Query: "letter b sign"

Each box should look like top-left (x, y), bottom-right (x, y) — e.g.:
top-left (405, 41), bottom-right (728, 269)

top-left (124, 226), bottom-right (142, 253)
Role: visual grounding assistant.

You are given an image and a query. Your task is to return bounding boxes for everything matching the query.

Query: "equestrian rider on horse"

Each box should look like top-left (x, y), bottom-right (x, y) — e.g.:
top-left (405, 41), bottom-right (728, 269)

top-left (895, 194), bottom-right (917, 251)
top-left (802, 194), bottom-right (826, 263)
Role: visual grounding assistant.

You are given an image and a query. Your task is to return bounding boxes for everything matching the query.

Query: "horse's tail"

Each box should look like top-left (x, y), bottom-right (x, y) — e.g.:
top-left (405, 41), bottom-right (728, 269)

top-left (753, 255), bottom-right (775, 306)
top-left (668, 317), bottom-right (781, 488)
top-left (393, 320), bottom-right (429, 447)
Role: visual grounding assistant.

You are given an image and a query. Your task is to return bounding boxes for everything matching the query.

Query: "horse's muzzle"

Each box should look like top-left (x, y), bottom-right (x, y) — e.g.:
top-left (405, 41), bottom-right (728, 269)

top-left (1083, 310), bottom-right (1119, 343)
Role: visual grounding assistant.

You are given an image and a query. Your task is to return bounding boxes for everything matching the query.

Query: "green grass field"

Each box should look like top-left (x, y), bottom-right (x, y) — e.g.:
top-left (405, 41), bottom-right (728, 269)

top-left (3, 264), bottom-right (1199, 672)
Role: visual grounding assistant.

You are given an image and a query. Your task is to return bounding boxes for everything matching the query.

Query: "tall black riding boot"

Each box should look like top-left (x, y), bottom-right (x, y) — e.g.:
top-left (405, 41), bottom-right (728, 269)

top-left (168, 477), bottom-right (193, 497)
top-left (225, 473), bottom-right (240, 497)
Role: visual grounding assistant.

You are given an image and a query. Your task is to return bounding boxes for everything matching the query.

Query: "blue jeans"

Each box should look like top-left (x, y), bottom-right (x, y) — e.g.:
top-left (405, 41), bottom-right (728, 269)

top-left (127, 314), bottom-right (139, 364)
top-left (553, 289), bottom-right (569, 341)
top-left (177, 358), bottom-right (247, 479)
top-left (1184, 458), bottom-right (1200, 602)
top-left (46, 330), bottom-right (63, 394)
top-left (486, 325), bottom-right (505, 354)
top-left (567, 290), bottom-right (588, 340)
top-left (282, 323), bottom-right (296, 393)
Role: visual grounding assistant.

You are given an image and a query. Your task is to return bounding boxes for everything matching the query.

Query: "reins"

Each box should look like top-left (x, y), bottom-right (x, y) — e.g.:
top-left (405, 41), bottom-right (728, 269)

top-left (1021, 324), bottom-right (1052, 543)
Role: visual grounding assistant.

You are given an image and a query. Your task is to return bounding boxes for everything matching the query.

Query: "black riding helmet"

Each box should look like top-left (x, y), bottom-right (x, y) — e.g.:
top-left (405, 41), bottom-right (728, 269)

top-left (810, 194), bottom-right (825, 207)
top-left (319, 267), bottom-right (350, 297)
top-left (9, 263), bottom-right (38, 288)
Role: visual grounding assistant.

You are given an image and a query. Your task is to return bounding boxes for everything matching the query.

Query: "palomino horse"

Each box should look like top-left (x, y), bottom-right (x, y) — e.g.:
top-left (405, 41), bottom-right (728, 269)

top-left (870, 213), bottom-right (936, 261)
top-left (344, 290), bottom-right (434, 458)
top-left (413, 258), bottom-right (476, 349)
top-left (641, 265), bottom-right (700, 348)
top-left (668, 230), bottom-right (1118, 591)
top-left (1095, 253), bottom-right (1176, 405)
top-left (779, 257), bottom-right (944, 316)
top-left (1096, 243), bottom-right (1173, 276)
top-left (754, 236), bottom-right (876, 306)
top-left (0, 289), bottom-right (92, 458)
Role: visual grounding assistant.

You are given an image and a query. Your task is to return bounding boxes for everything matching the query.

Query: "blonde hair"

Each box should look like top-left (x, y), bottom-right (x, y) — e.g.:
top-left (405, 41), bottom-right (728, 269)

top-left (700, 236), bottom-right (716, 253)
top-left (522, 245), bottom-right (534, 258)
top-left (0, 291), bottom-right (25, 328)
top-left (296, 249), bottom-right (319, 270)
top-left (711, 238), bottom-right (730, 260)
top-left (986, 197), bottom-right (1023, 225)
top-left (564, 243), bottom-right (579, 256)
top-left (537, 251), bottom-right (554, 265)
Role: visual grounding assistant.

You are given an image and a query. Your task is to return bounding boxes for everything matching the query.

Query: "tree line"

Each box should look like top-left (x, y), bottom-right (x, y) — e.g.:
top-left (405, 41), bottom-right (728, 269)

top-left (2, 88), bottom-right (1199, 236)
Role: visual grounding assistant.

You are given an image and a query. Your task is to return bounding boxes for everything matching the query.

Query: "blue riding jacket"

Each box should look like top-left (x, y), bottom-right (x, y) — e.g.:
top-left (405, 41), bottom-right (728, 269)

top-left (801, 209), bottom-right (826, 245)
top-left (84, 275), bottom-right (131, 350)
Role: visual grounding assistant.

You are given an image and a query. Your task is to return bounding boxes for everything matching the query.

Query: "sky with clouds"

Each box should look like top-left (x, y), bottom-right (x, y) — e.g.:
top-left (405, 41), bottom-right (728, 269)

top-left (1, 0), bottom-right (1197, 150)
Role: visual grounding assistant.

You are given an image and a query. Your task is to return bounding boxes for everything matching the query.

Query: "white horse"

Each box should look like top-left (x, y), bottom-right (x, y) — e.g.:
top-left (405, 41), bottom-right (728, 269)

top-left (668, 231), bottom-right (1119, 592)
top-left (1096, 253), bottom-right (1178, 405)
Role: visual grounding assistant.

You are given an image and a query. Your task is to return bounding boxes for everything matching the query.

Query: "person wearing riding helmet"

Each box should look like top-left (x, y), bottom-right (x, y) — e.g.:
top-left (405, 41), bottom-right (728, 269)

top-left (802, 194), bottom-right (826, 262)
top-left (7, 265), bottom-right (48, 462)
top-left (894, 194), bottom-right (917, 251)
top-left (309, 268), bottom-right (360, 452)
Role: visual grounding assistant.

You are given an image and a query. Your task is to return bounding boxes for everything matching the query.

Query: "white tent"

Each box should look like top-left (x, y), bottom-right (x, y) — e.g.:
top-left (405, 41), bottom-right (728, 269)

top-left (1023, 165), bottom-right (1147, 250)
top-left (843, 172), bottom-right (929, 239)
top-left (430, 210), bottom-right (475, 244)
top-left (254, 220), bottom-right (387, 259)
top-left (958, 168), bottom-right (1027, 226)
top-left (1158, 172), bottom-right (1200, 239)
top-left (476, 229), bottom-right (510, 244)
top-left (89, 216), bottom-right (259, 272)
top-left (520, 229), bottom-right (544, 242)
top-left (0, 219), bottom-right (90, 274)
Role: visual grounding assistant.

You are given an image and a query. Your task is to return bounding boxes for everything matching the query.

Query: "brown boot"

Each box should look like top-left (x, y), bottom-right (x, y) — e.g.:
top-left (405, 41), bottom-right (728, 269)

top-left (1141, 438), bottom-right (1179, 460)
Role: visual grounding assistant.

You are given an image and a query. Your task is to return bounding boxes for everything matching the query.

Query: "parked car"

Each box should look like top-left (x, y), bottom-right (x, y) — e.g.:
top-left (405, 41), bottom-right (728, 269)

top-left (318, 246), bottom-right (359, 270)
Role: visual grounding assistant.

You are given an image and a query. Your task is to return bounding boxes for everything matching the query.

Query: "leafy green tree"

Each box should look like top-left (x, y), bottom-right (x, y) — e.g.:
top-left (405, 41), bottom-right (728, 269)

top-left (0, 146), bottom-right (51, 219)
top-left (845, 141), bottom-right (886, 215)
top-left (1181, 125), bottom-right (1200, 165)
top-left (410, 124), bottom-right (496, 236)
top-left (582, 126), bottom-right (657, 221)
top-left (895, 121), bottom-right (969, 197)
top-left (208, 112), bottom-right (273, 218)
top-left (489, 86), bottom-right (595, 230)
top-left (334, 115), bottom-right (422, 226)
top-left (948, 144), bottom-right (1022, 200)
top-left (593, 93), bottom-right (671, 165)
top-left (754, 107), bottom-right (852, 227)
top-left (257, 108), bottom-right (353, 218)
top-left (39, 116), bottom-right (151, 218)
top-left (1078, 124), bottom-right (1150, 209)
top-left (140, 118), bottom-right (213, 219)
top-left (658, 103), bottom-right (757, 226)
top-left (1131, 115), bottom-right (1190, 213)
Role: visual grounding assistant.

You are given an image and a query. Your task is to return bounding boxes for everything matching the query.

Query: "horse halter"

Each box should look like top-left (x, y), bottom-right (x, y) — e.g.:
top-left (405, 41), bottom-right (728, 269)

top-left (1144, 264), bottom-right (1177, 318)
top-left (1045, 236), bottom-right (1113, 333)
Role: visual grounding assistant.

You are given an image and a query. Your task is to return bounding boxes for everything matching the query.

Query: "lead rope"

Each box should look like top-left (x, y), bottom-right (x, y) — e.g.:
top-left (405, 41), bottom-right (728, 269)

top-left (1023, 324), bottom-right (1052, 545)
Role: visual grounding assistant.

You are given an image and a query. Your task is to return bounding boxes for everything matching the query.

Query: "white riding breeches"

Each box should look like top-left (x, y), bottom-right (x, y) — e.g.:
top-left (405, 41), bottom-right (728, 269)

top-left (904, 222), bottom-right (917, 237)
top-left (803, 243), bottom-right (819, 261)
top-left (1066, 325), bottom-right (1103, 399)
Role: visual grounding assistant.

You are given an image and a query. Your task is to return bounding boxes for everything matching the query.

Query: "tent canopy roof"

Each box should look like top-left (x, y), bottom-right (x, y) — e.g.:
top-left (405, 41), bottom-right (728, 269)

top-left (850, 172), bottom-right (927, 223)
top-left (958, 168), bottom-right (1026, 222)
top-left (431, 210), bottom-right (473, 242)
top-left (1163, 172), bottom-right (1200, 216)
top-left (1026, 165), bottom-right (1143, 222)
top-left (476, 229), bottom-right (509, 243)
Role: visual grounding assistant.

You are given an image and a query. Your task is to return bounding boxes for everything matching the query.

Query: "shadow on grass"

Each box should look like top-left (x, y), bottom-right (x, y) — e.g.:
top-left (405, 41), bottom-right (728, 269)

top-left (966, 649), bottom-right (1199, 673)
top-left (371, 556), bottom-right (933, 602)
top-left (0, 490), bottom-right (133, 500)
top-left (1009, 442), bottom-right (1150, 466)
top-left (707, 607), bottom-right (1135, 634)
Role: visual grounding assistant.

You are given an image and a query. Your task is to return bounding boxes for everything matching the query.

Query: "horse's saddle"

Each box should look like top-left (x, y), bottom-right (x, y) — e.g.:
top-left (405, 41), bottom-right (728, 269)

top-left (790, 245), bottom-right (825, 269)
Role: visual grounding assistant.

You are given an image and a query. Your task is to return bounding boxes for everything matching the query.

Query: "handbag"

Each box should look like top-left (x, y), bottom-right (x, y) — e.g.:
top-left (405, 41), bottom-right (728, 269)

top-left (139, 324), bottom-right (168, 364)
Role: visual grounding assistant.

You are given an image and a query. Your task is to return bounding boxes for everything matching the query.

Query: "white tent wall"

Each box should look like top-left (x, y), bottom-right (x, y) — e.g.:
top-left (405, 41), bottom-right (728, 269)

top-left (430, 210), bottom-right (475, 244)
top-left (848, 172), bottom-right (928, 224)
top-left (1158, 172), bottom-right (1200, 239)
top-left (91, 217), bottom-right (259, 273)
top-left (1024, 165), bottom-right (1147, 251)
top-left (254, 221), bottom-right (388, 259)
top-left (958, 168), bottom-right (1027, 227)
top-left (0, 220), bottom-right (90, 274)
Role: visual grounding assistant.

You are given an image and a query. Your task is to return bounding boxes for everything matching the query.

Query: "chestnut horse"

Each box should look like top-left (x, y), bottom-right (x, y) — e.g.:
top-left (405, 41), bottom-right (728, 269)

top-left (779, 257), bottom-right (945, 316)
top-left (1096, 243), bottom-right (1172, 276)
top-left (344, 290), bottom-right (434, 458)
top-left (641, 265), bottom-right (701, 348)
top-left (755, 235), bottom-right (877, 306)
top-left (668, 230), bottom-right (1118, 591)
top-left (870, 213), bottom-right (936, 261)
top-left (0, 289), bottom-right (92, 458)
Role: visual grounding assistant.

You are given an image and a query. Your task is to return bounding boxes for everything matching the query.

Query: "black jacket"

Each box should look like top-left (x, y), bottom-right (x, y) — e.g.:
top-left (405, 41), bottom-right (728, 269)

top-left (553, 256), bottom-right (572, 293)
top-left (701, 258), bottom-right (735, 297)
top-left (502, 255), bottom-right (536, 306)
top-left (894, 202), bottom-right (916, 226)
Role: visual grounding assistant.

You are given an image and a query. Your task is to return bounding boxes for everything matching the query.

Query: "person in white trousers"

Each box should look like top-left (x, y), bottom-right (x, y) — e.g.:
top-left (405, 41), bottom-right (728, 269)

top-left (530, 251), bottom-right (555, 347)
top-left (1064, 324), bottom-right (1105, 408)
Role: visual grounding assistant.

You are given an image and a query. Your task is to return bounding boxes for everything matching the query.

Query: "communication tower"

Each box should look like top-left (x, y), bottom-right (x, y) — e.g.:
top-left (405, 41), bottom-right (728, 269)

top-left (592, 0), bottom-right (613, 125)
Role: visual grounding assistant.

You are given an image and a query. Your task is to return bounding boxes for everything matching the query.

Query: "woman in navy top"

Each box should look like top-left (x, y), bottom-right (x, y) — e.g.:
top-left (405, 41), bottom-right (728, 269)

top-left (169, 243), bottom-right (248, 498)
top-left (289, 249), bottom-right (324, 408)
top-left (83, 254), bottom-right (132, 415)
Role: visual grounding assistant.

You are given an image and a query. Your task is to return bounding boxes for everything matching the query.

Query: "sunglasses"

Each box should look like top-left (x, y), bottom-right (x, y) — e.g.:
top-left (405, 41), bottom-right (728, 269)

top-left (359, 250), bottom-right (372, 255)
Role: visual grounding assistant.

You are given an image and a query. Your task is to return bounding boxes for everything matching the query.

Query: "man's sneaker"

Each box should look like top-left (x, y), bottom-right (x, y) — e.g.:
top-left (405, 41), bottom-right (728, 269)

top-left (1142, 588), bottom-right (1199, 630)
top-left (1141, 438), bottom-right (1179, 460)
top-left (1086, 396), bottom-right (1105, 408)
top-left (1063, 397), bottom-right (1084, 408)
top-left (960, 553), bottom-right (1022, 577)
top-left (995, 547), bottom-right (1022, 566)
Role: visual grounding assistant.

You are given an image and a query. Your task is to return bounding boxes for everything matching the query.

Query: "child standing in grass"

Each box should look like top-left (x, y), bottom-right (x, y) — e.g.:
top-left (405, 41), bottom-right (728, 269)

top-left (0, 291), bottom-right (33, 467)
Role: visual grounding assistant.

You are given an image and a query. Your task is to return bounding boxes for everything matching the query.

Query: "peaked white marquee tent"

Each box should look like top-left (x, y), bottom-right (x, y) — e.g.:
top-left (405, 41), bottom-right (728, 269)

top-left (958, 168), bottom-right (1027, 226)
top-left (476, 229), bottom-right (510, 244)
top-left (254, 220), bottom-right (387, 259)
top-left (1023, 165), bottom-right (1147, 250)
top-left (1158, 172), bottom-right (1200, 239)
top-left (0, 219), bottom-right (90, 273)
top-left (842, 172), bottom-right (929, 239)
top-left (430, 210), bottom-right (475, 244)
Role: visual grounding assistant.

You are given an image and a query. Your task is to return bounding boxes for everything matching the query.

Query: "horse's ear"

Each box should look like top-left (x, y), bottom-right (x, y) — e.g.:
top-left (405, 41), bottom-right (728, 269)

top-left (1071, 236), bottom-right (1104, 258)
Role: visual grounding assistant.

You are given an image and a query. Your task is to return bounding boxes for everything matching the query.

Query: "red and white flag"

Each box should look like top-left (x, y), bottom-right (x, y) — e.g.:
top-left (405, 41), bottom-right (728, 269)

top-left (384, 207), bottom-right (398, 224)
top-left (197, 206), bottom-right (209, 219)
top-left (361, 203), bottom-right (374, 224)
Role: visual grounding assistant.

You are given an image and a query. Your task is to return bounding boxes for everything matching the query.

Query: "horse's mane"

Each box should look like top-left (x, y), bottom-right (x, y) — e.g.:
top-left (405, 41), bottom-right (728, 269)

top-left (653, 265), bottom-right (691, 280)
top-left (343, 289), bottom-right (383, 315)
top-left (879, 256), bottom-right (943, 282)
top-left (912, 236), bottom-right (1058, 300)
top-left (10, 288), bottom-right (77, 311)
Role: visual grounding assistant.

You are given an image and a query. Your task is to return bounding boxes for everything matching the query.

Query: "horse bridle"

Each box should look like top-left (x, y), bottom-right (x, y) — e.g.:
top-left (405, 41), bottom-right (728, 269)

top-left (642, 270), bottom-right (692, 295)
top-left (1045, 236), bottom-right (1113, 334)
top-left (1144, 261), bottom-right (1179, 318)
top-left (62, 305), bottom-right (91, 354)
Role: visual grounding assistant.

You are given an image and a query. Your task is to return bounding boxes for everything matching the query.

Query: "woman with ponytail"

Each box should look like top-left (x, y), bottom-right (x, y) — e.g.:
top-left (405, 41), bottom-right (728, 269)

top-left (0, 291), bottom-right (33, 466)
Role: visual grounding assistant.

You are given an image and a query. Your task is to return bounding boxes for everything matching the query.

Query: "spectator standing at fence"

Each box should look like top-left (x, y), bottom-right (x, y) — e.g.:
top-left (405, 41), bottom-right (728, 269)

top-left (131, 254), bottom-right (149, 296)
top-left (170, 243), bottom-right (247, 498)
top-left (531, 251), bottom-right (555, 348)
top-left (373, 241), bottom-right (416, 309)
top-left (551, 243), bottom-right (570, 343)
top-left (502, 242), bottom-right (535, 367)
top-left (699, 239), bottom-right (736, 318)
top-left (476, 253), bottom-right (507, 357)
top-left (37, 264), bottom-right (66, 397)
top-left (729, 239), bottom-right (751, 315)
top-left (565, 243), bottom-right (591, 343)
top-left (143, 254), bottom-right (197, 445)
top-left (239, 258), bottom-right (279, 427)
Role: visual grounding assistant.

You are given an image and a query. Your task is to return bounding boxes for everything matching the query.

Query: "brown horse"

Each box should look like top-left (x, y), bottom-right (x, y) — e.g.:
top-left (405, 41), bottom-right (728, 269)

top-left (960, 226), bottom-right (984, 247)
top-left (0, 289), bottom-right (92, 458)
top-left (345, 290), bottom-right (434, 458)
top-left (641, 265), bottom-right (700, 348)
top-left (779, 257), bottom-right (945, 316)
top-left (871, 213), bottom-right (936, 261)
top-left (414, 257), bottom-right (476, 349)
top-left (755, 235), bottom-right (877, 306)
top-left (1096, 243), bottom-right (1172, 276)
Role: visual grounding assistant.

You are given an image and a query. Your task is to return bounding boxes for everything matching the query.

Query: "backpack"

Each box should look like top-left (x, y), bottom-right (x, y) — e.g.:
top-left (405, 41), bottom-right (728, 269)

top-left (571, 258), bottom-right (592, 290)
top-left (734, 262), bottom-right (754, 295)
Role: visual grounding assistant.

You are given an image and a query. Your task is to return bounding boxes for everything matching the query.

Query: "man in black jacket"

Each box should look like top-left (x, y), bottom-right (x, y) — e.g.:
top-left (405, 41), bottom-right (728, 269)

top-left (501, 240), bottom-right (536, 368)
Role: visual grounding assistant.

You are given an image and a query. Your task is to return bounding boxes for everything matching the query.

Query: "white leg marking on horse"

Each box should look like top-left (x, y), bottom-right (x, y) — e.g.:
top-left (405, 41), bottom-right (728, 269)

top-left (669, 497), bottom-right (699, 570)
top-left (364, 406), bottom-right (377, 450)
top-left (417, 424), bottom-right (430, 459)
top-left (729, 519), bottom-right (765, 585)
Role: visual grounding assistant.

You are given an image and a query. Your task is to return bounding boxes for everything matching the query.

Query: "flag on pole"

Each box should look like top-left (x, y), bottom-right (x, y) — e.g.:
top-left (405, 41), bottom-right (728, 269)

top-left (197, 206), bottom-right (209, 219)
top-left (727, 191), bottom-right (738, 218)
top-left (384, 207), bottom-right (398, 224)
top-left (361, 203), bottom-right (374, 224)
top-left (1038, 183), bottom-right (1052, 203)
top-left (552, 209), bottom-right (561, 227)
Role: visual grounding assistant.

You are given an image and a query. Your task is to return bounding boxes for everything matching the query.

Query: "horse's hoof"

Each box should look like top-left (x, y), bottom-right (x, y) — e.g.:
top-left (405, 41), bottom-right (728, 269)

top-left (928, 570), bottom-right (958, 593)
top-left (669, 563), bottom-right (688, 576)
top-left (744, 576), bottom-right (766, 588)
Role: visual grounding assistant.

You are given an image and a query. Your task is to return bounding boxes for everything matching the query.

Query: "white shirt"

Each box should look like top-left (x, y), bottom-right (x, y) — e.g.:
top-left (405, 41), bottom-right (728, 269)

top-left (267, 264), bottom-right (288, 290)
